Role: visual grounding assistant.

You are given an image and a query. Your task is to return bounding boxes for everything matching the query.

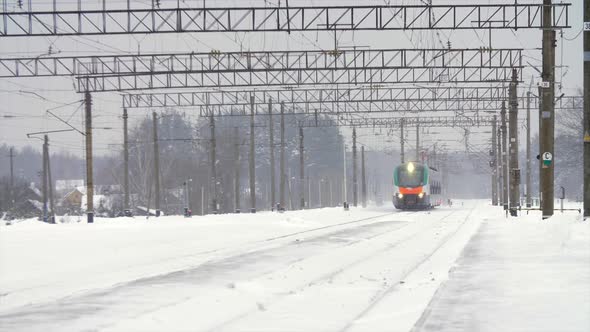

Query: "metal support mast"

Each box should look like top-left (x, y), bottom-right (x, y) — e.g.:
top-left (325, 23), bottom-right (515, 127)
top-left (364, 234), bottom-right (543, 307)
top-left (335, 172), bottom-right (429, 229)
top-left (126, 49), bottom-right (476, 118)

top-left (152, 111), bottom-right (161, 217)
top-left (42, 135), bottom-right (48, 223)
top-left (210, 115), bottom-right (217, 214)
top-left (299, 127), bottom-right (305, 209)
top-left (234, 127), bottom-right (241, 213)
top-left (9, 147), bottom-right (14, 209)
top-left (509, 69), bottom-right (520, 216)
top-left (416, 122), bottom-right (420, 161)
top-left (540, 0), bottom-right (556, 219)
top-left (400, 118), bottom-right (405, 163)
top-left (352, 127), bottom-right (358, 207)
top-left (501, 101), bottom-right (509, 210)
top-left (84, 91), bottom-right (94, 223)
top-left (492, 117), bottom-right (499, 206)
top-left (584, 0), bottom-right (590, 219)
top-left (361, 146), bottom-right (367, 208)
top-left (249, 95), bottom-right (256, 213)
top-left (123, 108), bottom-right (130, 213)
top-left (268, 99), bottom-right (276, 210)
top-left (47, 139), bottom-right (55, 223)
top-left (279, 102), bottom-right (286, 210)
top-left (343, 141), bottom-right (348, 210)
top-left (497, 122), bottom-right (504, 206)
top-left (526, 91), bottom-right (532, 208)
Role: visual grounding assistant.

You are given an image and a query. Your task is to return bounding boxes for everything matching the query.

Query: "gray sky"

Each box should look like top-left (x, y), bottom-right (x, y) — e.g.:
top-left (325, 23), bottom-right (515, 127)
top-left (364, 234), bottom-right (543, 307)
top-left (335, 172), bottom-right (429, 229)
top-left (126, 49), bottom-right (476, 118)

top-left (0, 0), bottom-right (584, 157)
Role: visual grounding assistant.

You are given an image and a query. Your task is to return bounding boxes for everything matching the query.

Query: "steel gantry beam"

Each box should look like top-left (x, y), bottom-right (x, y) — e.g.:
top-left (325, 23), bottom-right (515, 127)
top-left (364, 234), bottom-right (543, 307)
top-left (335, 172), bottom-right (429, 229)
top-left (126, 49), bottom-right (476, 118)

top-left (120, 86), bottom-right (582, 116)
top-left (0, 48), bottom-right (524, 92)
top-left (296, 115), bottom-right (500, 128)
top-left (0, 48), bottom-right (522, 77)
top-left (76, 67), bottom-right (522, 92)
top-left (122, 85), bottom-right (507, 108)
top-left (0, 2), bottom-right (570, 36)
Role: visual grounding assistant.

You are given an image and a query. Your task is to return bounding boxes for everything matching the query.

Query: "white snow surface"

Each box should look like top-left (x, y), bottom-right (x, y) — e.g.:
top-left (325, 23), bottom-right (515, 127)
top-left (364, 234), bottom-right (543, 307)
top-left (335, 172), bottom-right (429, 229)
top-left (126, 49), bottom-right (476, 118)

top-left (0, 200), bottom-right (588, 332)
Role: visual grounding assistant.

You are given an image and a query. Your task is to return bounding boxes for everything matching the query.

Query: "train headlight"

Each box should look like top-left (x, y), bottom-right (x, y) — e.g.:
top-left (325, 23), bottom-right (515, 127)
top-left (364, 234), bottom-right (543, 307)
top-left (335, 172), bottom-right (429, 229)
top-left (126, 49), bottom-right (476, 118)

top-left (418, 192), bottom-right (425, 199)
top-left (397, 193), bottom-right (404, 199)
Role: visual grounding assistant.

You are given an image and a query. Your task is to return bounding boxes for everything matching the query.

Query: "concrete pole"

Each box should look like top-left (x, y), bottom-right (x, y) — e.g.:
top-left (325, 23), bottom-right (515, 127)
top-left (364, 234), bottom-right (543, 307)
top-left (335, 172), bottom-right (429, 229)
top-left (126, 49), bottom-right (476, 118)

top-left (46, 138), bottom-right (55, 223)
top-left (279, 102), bottom-right (286, 210)
top-left (526, 91), bottom-right (532, 208)
top-left (84, 91), bottom-right (94, 223)
top-left (42, 135), bottom-right (48, 223)
top-left (318, 179), bottom-right (322, 208)
top-left (9, 147), bottom-right (14, 209)
top-left (200, 186), bottom-right (204, 216)
top-left (268, 99), bottom-right (276, 211)
top-left (540, 0), bottom-right (556, 219)
top-left (400, 118), bottom-right (405, 163)
top-left (234, 127), bottom-right (240, 213)
top-left (249, 95), bottom-right (256, 213)
top-left (584, 0), bottom-right (590, 219)
top-left (352, 127), bottom-right (358, 207)
top-left (492, 117), bottom-right (499, 206)
top-left (501, 101), bottom-right (509, 211)
top-left (123, 108), bottom-right (130, 212)
top-left (416, 122), bottom-right (420, 162)
top-left (508, 69), bottom-right (520, 216)
top-left (152, 112), bottom-right (161, 217)
top-left (343, 141), bottom-right (348, 209)
top-left (210, 115), bottom-right (217, 214)
top-left (299, 127), bottom-right (305, 209)
top-left (497, 124), bottom-right (504, 206)
top-left (361, 146), bottom-right (367, 208)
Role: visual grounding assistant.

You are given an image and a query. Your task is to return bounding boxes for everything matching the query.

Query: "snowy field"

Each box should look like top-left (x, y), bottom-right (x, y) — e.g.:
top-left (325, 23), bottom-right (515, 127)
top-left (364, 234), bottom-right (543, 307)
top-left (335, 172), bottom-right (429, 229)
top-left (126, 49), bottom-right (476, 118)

top-left (0, 200), bottom-right (588, 332)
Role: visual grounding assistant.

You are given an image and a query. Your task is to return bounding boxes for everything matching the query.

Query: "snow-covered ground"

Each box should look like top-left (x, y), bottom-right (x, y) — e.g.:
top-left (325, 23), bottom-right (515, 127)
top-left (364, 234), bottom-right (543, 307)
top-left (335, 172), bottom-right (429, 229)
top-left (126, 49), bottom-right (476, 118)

top-left (0, 200), bottom-right (588, 332)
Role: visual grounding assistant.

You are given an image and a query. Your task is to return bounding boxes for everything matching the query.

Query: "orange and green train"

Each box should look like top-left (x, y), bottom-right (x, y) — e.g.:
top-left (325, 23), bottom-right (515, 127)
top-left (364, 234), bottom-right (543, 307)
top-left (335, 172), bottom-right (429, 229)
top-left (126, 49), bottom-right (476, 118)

top-left (393, 162), bottom-right (442, 210)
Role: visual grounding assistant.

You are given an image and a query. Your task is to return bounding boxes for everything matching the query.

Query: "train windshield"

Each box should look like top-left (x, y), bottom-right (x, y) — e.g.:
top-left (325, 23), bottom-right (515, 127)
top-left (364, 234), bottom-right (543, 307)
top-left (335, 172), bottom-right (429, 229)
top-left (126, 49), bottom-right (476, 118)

top-left (396, 163), bottom-right (426, 187)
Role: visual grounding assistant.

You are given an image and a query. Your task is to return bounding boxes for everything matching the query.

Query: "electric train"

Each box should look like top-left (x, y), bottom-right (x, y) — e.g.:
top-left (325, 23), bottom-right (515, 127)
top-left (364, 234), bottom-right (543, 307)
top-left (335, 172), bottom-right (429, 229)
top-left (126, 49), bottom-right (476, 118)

top-left (393, 161), bottom-right (442, 210)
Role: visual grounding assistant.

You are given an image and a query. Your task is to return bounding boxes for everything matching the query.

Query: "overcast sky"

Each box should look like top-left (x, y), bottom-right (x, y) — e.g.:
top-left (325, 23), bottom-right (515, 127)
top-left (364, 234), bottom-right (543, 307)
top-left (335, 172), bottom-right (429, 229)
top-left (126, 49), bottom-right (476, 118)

top-left (0, 0), bottom-right (584, 158)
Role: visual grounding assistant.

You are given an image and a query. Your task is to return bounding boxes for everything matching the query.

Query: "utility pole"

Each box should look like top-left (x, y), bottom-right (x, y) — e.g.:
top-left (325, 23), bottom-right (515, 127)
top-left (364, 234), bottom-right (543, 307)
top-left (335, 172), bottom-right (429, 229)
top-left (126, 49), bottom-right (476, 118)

top-left (46, 139), bottom-right (55, 223)
top-left (416, 122), bottom-right (420, 161)
top-left (584, 0), bottom-right (590, 219)
top-left (361, 146), bottom-right (367, 208)
top-left (501, 101), bottom-right (509, 211)
top-left (526, 91), bottom-right (532, 208)
top-left (9, 147), bottom-right (14, 209)
top-left (268, 98), bottom-right (276, 211)
top-left (299, 126), bottom-right (305, 209)
top-left (234, 126), bottom-right (240, 213)
top-left (508, 69), bottom-right (520, 216)
top-left (210, 115), bottom-right (218, 214)
top-left (497, 123), bottom-right (504, 206)
top-left (42, 135), bottom-right (48, 223)
top-left (152, 112), bottom-right (161, 217)
top-left (540, 0), bottom-right (556, 219)
top-left (123, 108), bottom-right (130, 213)
top-left (343, 141), bottom-right (348, 210)
top-left (491, 117), bottom-right (499, 206)
top-left (280, 102), bottom-right (286, 210)
top-left (352, 127), bottom-right (358, 207)
top-left (84, 91), bottom-right (94, 223)
top-left (400, 118), bottom-right (405, 163)
top-left (249, 95), bottom-right (256, 213)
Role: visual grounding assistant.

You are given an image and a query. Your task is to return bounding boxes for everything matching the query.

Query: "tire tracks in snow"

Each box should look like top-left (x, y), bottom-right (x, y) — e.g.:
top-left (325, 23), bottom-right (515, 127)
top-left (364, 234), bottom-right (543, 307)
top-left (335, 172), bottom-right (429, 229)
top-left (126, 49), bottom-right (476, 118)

top-left (337, 206), bottom-right (476, 332)
top-left (208, 209), bottom-right (461, 332)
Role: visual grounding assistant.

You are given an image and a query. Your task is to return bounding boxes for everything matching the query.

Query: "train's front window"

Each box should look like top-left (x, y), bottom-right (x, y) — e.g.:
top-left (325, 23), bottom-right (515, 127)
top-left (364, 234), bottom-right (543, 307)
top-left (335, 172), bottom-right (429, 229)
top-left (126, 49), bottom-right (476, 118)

top-left (397, 163), bottom-right (425, 187)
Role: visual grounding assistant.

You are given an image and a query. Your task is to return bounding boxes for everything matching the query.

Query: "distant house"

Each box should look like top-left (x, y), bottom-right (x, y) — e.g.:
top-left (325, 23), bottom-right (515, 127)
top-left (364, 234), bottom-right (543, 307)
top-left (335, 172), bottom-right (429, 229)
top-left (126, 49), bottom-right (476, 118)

top-left (55, 179), bottom-right (85, 193)
top-left (61, 188), bottom-right (84, 213)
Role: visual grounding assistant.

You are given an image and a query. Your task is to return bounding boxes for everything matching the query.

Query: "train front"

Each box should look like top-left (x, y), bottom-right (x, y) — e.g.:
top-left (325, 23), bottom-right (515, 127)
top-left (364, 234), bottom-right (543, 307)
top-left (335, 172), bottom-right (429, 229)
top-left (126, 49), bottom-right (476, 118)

top-left (393, 162), bottom-right (429, 210)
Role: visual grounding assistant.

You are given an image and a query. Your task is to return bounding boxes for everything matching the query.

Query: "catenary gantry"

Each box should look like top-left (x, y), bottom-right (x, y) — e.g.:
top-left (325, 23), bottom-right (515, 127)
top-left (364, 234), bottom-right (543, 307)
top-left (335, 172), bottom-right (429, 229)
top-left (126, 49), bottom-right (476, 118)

top-left (119, 86), bottom-right (580, 116)
top-left (0, 2), bottom-right (570, 36)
